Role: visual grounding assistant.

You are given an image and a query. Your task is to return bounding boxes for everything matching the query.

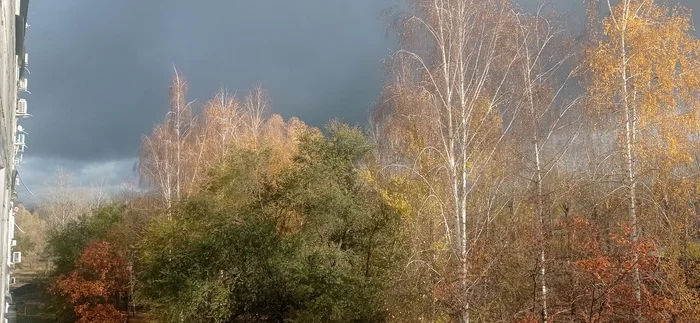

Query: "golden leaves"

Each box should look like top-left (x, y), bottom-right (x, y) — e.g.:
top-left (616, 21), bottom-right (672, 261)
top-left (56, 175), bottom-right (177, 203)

top-left (139, 74), bottom-right (315, 207)
top-left (586, 0), bottom-right (700, 173)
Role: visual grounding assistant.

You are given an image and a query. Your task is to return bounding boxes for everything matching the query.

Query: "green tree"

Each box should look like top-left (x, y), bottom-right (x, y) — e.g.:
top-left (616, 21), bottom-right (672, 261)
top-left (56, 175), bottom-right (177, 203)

top-left (139, 122), bottom-right (405, 322)
top-left (47, 205), bottom-right (125, 277)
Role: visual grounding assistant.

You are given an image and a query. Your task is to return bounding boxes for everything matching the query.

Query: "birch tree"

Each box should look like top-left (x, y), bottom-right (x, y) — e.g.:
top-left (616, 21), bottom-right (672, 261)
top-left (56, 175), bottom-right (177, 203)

top-left (41, 167), bottom-right (94, 228)
top-left (376, 0), bottom-right (522, 321)
top-left (585, 1), bottom-right (700, 321)
top-left (140, 74), bottom-right (308, 212)
top-left (512, 7), bottom-right (581, 321)
top-left (243, 85), bottom-right (269, 146)
top-left (198, 89), bottom-right (242, 169)
top-left (139, 69), bottom-right (197, 211)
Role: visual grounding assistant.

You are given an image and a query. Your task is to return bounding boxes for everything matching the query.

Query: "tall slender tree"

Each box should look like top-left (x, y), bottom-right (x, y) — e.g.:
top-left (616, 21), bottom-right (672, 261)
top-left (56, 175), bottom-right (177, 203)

top-left (139, 69), bottom-right (197, 211)
top-left (376, 0), bottom-right (522, 321)
top-left (513, 6), bottom-right (580, 321)
top-left (585, 1), bottom-right (700, 321)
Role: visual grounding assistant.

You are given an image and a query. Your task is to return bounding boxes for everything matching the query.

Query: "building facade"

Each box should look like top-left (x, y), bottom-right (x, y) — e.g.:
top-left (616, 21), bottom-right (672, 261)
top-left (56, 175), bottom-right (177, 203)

top-left (0, 0), bottom-right (30, 322)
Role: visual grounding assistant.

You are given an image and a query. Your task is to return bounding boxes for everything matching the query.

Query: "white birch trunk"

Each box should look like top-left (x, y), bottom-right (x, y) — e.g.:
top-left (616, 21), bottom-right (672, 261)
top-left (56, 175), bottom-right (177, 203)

top-left (617, 1), bottom-right (642, 320)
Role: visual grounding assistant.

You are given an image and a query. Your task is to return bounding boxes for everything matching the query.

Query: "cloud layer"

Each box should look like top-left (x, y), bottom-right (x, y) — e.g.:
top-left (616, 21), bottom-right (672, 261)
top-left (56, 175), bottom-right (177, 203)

top-left (17, 0), bottom-right (700, 203)
top-left (23, 0), bottom-right (395, 162)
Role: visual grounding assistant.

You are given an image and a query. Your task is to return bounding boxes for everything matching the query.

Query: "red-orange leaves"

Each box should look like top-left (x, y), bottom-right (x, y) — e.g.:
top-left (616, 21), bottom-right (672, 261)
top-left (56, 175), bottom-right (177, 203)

top-left (74, 304), bottom-right (123, 323)
top-left (52, 241), bottom-right (128, 322)
top-left (566, 216), bottom-right (680, 321)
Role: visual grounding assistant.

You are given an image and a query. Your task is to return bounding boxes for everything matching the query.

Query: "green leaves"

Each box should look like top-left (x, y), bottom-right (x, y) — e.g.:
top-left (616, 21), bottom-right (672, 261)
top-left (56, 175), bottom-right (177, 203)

top-left (137, 122), bottom-right (403, 322)
top-left (47, 204), bottom-right (125, 276)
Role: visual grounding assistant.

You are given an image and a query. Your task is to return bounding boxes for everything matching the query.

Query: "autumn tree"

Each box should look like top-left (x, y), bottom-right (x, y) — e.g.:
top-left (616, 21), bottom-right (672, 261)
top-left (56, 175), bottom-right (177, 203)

top-left (196, 89), bottom-right (242, 171)
top-left (52, 240), bottom-right (129, 323)
top-left (564, 215), bottom-right (700, 321)
top-left (139, 71), bottom-right (306, 211)
top-left (243, 85), bottom-right (269, 146)
top-left (46, 205), bottom-right (125, 278)
top-left (374, 0), bottom-right (527, 320)
top-left (139, 69), bottom-right (197, 211)
top-left (15, 204), bottom-right (49, 269)
top-left (585, 0), bottom-right (700, 321)
top-left (511, 6), bottom-right (581, 321)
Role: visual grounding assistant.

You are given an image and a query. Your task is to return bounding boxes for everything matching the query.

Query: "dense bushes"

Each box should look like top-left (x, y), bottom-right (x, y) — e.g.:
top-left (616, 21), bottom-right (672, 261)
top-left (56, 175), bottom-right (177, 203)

top-left (47, 123), bottom-right (406, 322)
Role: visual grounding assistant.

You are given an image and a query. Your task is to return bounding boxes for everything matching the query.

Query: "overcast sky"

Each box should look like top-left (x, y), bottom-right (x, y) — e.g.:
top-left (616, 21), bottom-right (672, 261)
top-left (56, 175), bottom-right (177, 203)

top-left (18, 0), bottom-right (700, 204)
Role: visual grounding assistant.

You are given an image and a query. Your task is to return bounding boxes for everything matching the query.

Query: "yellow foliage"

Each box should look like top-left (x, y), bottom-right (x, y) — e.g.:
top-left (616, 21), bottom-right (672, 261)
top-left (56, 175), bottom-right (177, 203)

top-left (586, 0), bottom-right (700, 177)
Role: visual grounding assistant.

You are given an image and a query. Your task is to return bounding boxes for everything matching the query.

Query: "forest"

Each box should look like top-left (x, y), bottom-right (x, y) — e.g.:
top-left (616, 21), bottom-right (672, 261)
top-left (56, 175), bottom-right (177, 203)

top-left (12, 0), bottom-right (700, 322)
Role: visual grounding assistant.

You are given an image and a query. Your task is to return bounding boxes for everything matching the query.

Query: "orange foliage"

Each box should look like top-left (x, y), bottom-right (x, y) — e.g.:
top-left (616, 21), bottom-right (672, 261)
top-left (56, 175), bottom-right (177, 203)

top-left (74, 304), bottom-right (123, 323)
top-left (139, 73), bottom-right (316, 209)
top-left (565, 216), bottom-right (686, 322)
top-left (52, 241), bottom-right (128, 322)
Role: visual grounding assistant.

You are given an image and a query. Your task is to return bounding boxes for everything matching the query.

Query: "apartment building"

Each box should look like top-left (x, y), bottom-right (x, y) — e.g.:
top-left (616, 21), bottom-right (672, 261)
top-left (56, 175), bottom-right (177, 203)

top-left (0, 0), bottom-right (30, 322)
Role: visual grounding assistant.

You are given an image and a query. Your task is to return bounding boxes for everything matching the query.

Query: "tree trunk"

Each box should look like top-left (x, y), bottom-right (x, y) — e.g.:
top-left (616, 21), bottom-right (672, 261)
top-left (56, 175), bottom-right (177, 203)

top-left (619, 8), bottom-right (643, 320)
top-left (535, 140), bottom-right (548, 323)
top-left (525, 47), bottom-right (548, 321)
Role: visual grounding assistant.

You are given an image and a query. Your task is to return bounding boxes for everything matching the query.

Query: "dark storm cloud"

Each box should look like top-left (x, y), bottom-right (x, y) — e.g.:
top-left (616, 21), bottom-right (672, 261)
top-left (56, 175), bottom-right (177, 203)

top-left (16, 0), bottom-right (700, 203)
top-left (24, 0), bottom-right (395, 162)
top-left (22, 0), bottom-right (700, 163)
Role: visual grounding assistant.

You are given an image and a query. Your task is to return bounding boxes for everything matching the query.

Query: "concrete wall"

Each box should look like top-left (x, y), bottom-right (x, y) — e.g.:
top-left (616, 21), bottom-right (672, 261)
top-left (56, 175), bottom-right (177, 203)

top-left (0, 0), bottom-right (27, 322)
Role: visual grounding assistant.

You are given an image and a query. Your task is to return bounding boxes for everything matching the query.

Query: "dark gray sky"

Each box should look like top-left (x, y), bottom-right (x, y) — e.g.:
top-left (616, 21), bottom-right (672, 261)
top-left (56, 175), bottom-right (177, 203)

top-left (18, 0), bottom-right (700, 202)
top-left (20, 0), bottom-right (396, 200)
